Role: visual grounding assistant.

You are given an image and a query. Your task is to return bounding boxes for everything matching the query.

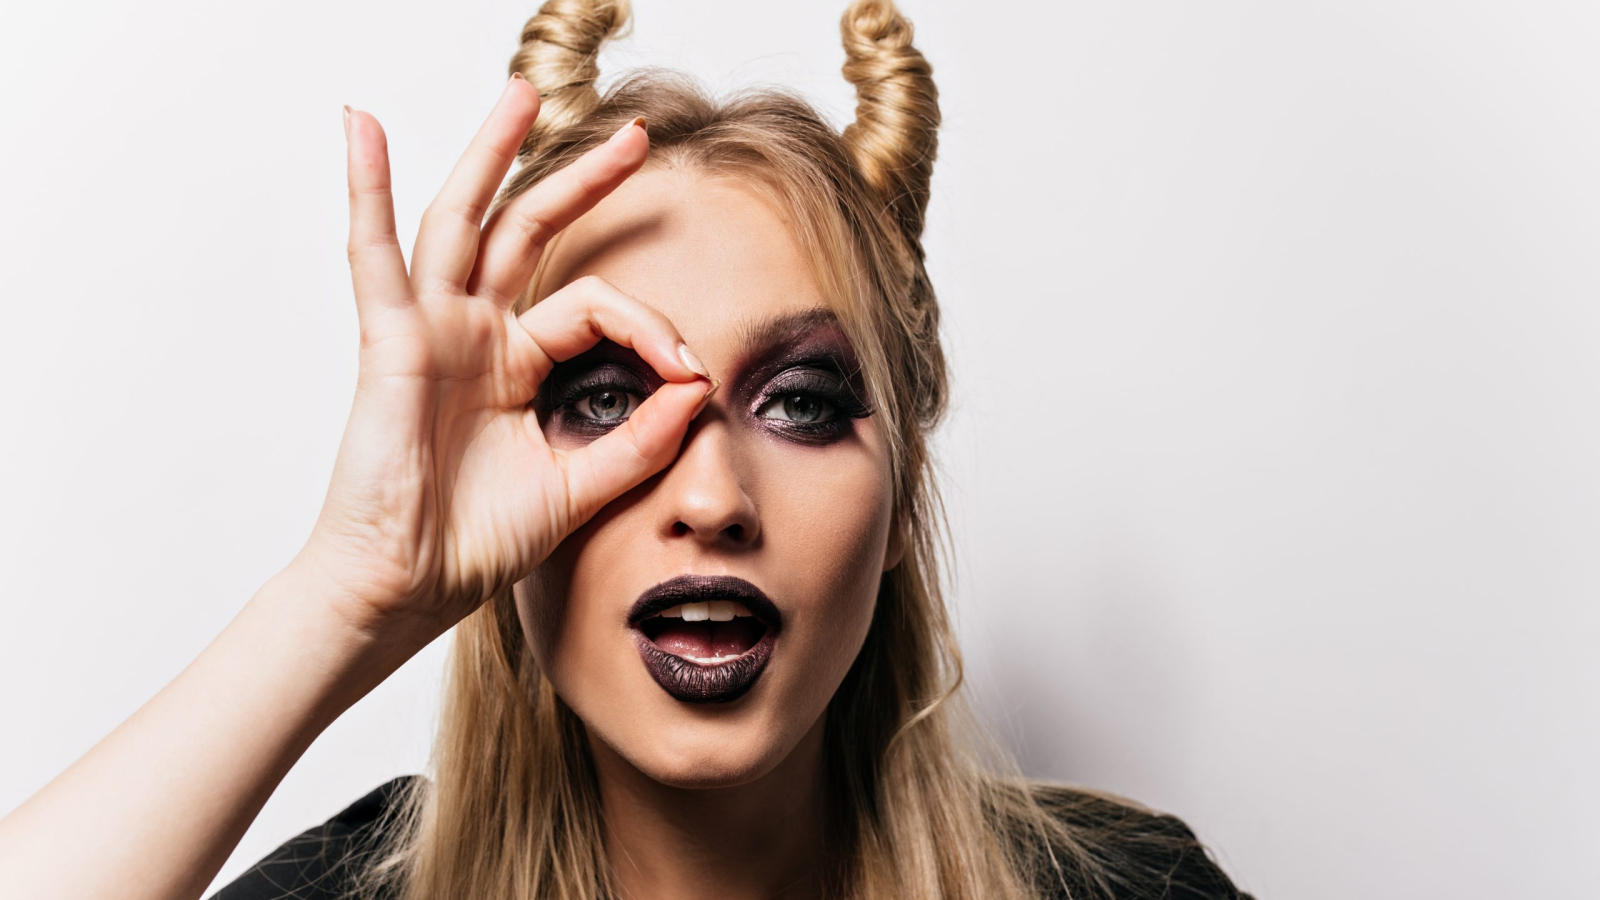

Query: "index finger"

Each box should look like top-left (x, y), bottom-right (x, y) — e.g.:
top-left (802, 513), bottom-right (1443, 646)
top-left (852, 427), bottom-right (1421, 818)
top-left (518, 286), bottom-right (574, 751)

top-left (509, 273), bottom-right (714, 391)
top-left (466, 116), bottom-right (650, 307)
top-left (409, 74), bottom-right (542, 295)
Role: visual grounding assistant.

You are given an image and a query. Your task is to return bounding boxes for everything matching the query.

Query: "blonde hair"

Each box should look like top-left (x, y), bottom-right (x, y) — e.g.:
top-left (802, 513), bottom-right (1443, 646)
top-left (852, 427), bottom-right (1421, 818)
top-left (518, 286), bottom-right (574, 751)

top-left (348, 1), bottom-right (1240, 898)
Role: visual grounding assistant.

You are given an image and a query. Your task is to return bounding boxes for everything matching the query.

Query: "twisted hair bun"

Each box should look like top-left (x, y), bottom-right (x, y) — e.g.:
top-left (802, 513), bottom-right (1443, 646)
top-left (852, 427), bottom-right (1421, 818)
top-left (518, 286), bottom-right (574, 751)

top-left (508, 0), bottom-right (633, 158)
top-left (839, 0), bottom-right (940, 242)
top-left (507, 0), bottom-right (940, 242)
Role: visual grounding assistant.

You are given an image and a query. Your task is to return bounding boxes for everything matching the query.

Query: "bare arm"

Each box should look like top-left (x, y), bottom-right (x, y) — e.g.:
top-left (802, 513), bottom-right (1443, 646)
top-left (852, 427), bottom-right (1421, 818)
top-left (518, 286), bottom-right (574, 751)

top-left (0, 564), bottom-right (439, 900)
top-left (0, 74), bottom-right (710, 900)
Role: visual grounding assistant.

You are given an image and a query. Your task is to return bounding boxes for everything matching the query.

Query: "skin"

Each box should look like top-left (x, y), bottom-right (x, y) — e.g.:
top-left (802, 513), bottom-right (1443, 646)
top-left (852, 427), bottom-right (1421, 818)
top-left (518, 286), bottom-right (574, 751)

top-left (514, 166), bottom-right (904, 899)
top-left (0, 75), bottom-right (897, 900)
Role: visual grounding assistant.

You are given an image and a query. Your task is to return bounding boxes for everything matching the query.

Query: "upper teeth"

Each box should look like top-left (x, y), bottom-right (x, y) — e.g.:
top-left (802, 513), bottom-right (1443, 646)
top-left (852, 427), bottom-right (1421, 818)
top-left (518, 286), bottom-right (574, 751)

top-left (655, 601), bottom-right (753, 622)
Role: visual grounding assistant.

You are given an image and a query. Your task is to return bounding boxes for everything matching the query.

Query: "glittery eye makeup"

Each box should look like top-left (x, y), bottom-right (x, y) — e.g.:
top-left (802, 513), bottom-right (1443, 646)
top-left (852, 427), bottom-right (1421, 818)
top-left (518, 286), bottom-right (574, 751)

top-left (744, 352), bottom-right (874, 445)
top-left (541, 358), bottom-right (656, 439)
top-left (537, 313), bottom-right (875, 447)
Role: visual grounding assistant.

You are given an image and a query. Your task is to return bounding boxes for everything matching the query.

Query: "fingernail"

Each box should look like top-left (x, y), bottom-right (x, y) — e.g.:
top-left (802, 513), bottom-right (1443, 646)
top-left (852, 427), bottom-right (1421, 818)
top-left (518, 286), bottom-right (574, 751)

top-left (676, 342), bottom-right (711, 379)
top-left (342, 104), bottom-right (351, 140)
top-left (510, 72), bottom-right (526, 83)
top-left (691, 378), bottom-right (721, 420)
top-left (610, 115), bottom-right (647, 144)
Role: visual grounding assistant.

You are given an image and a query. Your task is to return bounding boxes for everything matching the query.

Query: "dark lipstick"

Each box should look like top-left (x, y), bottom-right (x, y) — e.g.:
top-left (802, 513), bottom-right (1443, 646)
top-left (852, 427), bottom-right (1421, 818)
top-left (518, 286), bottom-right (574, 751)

top-left (628, 574), bottom-right (782, 704)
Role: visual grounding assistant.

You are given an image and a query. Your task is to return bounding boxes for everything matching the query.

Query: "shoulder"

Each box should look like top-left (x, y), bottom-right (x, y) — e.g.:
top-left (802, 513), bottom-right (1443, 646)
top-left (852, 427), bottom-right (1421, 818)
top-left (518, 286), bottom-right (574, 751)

top-left (206, 774), bottom-right (428, 900)
top-left (1009, 780), bottom-right (1256, 900)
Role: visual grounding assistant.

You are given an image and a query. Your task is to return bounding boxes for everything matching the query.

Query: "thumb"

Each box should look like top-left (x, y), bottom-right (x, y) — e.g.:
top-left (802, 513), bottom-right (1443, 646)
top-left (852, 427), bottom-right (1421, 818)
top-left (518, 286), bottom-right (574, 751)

top-left (555, 377), bottom-right (718, 525)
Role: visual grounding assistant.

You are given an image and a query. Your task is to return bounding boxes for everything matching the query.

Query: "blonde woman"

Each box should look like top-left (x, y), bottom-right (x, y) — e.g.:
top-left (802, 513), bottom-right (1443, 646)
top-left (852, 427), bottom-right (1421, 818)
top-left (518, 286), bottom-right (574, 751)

top-left (0, 1), bottom-right (1253, 898)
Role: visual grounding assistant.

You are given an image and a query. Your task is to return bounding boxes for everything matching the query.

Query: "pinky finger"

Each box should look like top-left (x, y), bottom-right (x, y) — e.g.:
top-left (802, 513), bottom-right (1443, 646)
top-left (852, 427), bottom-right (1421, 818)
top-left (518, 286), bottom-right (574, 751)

top-left (345, 107), bottom-right (413, 318)
top-left (553, 379), bottom-right (717, 525)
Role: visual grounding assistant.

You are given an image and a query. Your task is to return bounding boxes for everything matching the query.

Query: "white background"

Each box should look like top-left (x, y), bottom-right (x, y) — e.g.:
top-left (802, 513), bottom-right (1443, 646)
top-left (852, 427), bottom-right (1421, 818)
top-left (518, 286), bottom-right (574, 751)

top-left (3, 1), bottom-right (1597, 898)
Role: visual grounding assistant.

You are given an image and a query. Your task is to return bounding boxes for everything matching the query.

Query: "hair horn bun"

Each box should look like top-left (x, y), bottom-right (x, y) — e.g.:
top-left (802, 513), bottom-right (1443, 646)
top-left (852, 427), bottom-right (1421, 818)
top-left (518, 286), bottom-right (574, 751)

top-left (839, 0), bottom-right (941, 242)
top-left (509, 0), bottom-right (635, 160)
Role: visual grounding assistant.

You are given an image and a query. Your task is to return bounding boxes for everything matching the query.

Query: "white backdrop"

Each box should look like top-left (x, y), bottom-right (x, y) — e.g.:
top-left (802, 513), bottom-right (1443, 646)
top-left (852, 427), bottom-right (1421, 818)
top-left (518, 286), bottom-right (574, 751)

top-left (3, 2), bottom-right (1596, 898)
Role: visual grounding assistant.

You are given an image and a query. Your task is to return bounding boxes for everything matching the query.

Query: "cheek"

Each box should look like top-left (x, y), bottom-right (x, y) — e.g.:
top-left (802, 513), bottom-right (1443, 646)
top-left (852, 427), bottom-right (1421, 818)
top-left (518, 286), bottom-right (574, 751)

top-left (513, 494), bottom-right (640, 676)
top-left (756, 435), bottom-right (894, 652)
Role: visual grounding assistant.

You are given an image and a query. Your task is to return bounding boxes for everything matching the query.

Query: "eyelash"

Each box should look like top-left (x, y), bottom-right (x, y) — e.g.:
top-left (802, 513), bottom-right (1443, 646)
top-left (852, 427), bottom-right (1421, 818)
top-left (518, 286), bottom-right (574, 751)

top-left (548, 364), bottom-right (873, 443)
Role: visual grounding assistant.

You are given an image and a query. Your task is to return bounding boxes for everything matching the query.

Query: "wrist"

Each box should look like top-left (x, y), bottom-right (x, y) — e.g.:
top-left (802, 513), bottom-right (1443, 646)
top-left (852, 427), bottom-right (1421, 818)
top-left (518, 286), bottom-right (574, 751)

top-left (271, 551), bottom-right (449, 651)
top-left (246, 564), bottom-right (445, 722)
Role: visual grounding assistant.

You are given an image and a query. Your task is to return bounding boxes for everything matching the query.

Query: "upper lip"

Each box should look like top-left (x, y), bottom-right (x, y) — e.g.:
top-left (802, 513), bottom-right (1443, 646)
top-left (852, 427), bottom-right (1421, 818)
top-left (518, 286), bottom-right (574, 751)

top-left (627, 574), bottom-right (783, 631)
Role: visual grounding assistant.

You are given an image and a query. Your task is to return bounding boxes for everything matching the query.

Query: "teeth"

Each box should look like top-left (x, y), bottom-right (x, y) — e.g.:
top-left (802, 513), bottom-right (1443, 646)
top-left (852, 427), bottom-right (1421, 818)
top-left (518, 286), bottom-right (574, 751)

top-left (650, 600), bottom-right (756, 621)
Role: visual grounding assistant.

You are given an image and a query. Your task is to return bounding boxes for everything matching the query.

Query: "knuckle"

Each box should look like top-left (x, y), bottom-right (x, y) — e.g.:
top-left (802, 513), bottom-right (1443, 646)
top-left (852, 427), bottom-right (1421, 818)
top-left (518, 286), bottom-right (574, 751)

top-left (413, 272), bottom-right (460, 299)
top-left (347, 231), bottom-right (399, 260)
top-left (574, 273), bottom-right (610, 293)
top-left (347, 181), bottom-right (392, 201)
top-left (483, 139), bottom-right (519, 172)
top-left (572, 165), bottom-right (608, 198)
top-left (422, 197), bottom-right (486, 230)
top-left (512, 207), bottom-right (559, 250)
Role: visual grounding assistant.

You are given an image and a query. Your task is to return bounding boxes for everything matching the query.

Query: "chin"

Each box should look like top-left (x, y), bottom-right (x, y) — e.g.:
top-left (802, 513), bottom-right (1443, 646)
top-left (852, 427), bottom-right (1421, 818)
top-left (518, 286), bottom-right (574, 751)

top-left (599, 699), bottom-right (801, 789)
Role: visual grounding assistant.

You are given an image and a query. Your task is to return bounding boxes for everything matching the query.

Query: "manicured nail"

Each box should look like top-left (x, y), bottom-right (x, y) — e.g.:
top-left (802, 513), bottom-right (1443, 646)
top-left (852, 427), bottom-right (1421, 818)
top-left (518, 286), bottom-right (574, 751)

top-left (610, 116), bottom-right (647, 144)
top-left (342, 105), bottom-right (351, 140)
top-left (691, 378), bottom-right (721, 420)
top-left (677, 342), bottom-right (711, 379)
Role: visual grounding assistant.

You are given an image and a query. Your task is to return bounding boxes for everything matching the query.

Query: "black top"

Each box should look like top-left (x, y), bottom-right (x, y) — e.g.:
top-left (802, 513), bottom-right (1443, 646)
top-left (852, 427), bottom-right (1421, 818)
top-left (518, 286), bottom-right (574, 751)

top-left (207, 775), bottom-right (1254, 900)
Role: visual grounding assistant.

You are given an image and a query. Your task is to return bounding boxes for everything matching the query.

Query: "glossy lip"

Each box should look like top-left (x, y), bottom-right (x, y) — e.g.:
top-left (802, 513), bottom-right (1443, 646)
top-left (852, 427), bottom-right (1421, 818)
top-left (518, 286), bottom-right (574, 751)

top-left (627, 574), bottom-right (783, 704)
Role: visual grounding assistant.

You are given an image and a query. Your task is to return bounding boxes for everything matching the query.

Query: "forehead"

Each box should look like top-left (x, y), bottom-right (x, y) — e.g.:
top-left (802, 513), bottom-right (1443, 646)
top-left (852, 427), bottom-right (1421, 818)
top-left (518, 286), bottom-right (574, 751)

top-left (532, 165), bottom-right (831, 347)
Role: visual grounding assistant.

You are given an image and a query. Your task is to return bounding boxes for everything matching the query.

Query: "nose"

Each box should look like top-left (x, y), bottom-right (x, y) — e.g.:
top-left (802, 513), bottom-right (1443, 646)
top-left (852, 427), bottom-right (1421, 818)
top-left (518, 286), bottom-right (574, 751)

top-left (656, 416), bottom-right (761, 549)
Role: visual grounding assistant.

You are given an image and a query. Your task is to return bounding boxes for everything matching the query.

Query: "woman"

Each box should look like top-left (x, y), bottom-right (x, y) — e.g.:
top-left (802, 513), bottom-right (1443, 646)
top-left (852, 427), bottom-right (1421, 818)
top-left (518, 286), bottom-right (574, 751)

top-left (0, 1), bottom-right (1253, 898)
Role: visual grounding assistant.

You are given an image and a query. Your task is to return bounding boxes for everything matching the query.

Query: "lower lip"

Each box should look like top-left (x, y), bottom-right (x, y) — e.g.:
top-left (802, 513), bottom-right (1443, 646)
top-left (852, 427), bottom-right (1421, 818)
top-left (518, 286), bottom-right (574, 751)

top-left (630, 627), bottom-right (778, 703)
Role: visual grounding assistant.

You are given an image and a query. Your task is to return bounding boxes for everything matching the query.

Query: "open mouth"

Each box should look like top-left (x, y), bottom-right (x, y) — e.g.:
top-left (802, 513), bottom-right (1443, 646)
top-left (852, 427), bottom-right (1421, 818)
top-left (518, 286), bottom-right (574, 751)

top-left (637, 601), bottom-right (769, 663)
top-left (628, 575), bottom-right (782, 704)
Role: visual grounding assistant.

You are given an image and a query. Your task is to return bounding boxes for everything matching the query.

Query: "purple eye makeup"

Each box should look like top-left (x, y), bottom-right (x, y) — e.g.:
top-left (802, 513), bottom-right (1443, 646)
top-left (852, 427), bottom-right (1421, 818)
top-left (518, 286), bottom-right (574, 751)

top-left (536, 313), bottom-right (876, 446)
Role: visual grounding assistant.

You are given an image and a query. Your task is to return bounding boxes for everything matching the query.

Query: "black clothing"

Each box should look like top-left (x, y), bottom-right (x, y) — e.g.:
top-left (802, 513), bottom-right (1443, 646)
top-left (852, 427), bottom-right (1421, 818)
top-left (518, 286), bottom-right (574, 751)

top-left (208, 777), bottom-right (413, 900)
top-left (207, 775), bottom-right (1254, 900)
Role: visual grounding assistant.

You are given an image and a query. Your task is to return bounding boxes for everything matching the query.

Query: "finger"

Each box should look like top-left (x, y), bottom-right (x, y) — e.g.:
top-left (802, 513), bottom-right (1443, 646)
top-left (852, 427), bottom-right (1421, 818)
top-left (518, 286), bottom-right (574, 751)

top-left (510, 274), bottom-right (713, 390)
top-left (554, 378), bottom-right (717, 524)
top-left (345, 107), bottom-right (412, 317)
top-left (467, 116), bottom-right (649, 307)
top-left (410, 74), bottom-right (539, 295)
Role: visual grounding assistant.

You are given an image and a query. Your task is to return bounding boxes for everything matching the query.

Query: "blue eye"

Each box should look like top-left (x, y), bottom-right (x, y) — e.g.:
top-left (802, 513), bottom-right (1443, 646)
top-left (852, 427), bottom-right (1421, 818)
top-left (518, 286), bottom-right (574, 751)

top-left (573, 389), bottom-right (641, 423)
top-left (750, 366), bottom-right (874, 445)
top-left (756, 392), bottom-right (836, 424)
top-left (544, 359), bottom-right (873, 445)
top-left (545, 362), bottom-right (651, 434)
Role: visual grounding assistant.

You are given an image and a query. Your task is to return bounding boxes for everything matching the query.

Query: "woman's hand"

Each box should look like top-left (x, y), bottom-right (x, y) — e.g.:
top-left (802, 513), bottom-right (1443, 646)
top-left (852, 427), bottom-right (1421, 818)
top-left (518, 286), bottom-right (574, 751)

top-left (297, 74), bottom-right (715, 643)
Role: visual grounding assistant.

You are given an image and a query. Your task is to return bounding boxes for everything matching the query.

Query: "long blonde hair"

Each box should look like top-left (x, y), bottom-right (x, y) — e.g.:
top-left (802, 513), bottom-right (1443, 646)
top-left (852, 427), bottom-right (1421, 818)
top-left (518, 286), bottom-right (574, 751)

top-left (349, 2), bottom-right (1235, 898)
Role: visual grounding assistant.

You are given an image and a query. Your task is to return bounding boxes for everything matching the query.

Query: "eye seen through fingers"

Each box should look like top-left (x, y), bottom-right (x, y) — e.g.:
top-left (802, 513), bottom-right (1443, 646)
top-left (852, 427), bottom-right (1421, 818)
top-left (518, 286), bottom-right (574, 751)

top-left (543, 357), bottom-right (875, 446)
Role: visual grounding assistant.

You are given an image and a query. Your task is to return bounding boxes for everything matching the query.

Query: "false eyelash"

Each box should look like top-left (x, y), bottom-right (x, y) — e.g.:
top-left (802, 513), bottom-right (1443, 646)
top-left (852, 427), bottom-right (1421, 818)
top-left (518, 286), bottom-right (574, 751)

top-left (549, 366), bottom-right (650, 412)
top-left (544, 356), bottom-right (876, 445)
top-left (755, 368), bottom-right (875, 421)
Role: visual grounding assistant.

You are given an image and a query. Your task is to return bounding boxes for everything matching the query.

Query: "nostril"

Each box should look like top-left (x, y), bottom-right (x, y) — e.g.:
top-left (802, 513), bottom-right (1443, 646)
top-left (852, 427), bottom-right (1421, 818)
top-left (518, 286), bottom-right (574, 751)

top-left (668, 519), bottom-right (754, 541)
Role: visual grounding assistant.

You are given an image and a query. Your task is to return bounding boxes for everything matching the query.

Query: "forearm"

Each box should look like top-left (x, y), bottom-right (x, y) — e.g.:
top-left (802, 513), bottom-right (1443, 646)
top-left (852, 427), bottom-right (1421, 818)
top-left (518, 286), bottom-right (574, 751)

top-left (0, 566), bottom-right (439, 900)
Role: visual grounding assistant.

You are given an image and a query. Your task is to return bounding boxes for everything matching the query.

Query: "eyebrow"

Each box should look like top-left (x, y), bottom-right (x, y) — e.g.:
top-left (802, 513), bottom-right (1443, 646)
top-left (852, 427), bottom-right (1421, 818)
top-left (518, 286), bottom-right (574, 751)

top-left (732, 306), bottom-right (842, 355)
top-left (538, 304), bottom-right (863, 416)
top-left (553, 305), bottom-right (846, 380)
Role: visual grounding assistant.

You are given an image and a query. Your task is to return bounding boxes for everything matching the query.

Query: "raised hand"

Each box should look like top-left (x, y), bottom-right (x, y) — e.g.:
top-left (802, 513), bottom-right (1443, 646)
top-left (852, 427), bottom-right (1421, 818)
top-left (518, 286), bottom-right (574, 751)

top-left (301, 74), bottom-right (715, 643)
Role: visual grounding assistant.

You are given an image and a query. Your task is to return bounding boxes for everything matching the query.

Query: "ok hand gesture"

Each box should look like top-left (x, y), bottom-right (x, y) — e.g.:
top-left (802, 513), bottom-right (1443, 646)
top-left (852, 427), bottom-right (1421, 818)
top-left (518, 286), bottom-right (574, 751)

top-left (300, 74), bottom-right (715, 643)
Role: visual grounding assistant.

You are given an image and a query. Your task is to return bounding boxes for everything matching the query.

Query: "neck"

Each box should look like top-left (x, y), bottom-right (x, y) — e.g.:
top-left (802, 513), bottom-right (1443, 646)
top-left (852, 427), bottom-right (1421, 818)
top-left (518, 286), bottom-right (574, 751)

top-left (590, 715), bottom-right (830, 900)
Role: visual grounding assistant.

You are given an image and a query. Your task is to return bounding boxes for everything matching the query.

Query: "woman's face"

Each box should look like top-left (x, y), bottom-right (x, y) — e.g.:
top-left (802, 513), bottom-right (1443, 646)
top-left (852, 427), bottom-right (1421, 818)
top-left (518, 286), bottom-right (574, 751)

top-left (513, 165), bottom-right (902, 788)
